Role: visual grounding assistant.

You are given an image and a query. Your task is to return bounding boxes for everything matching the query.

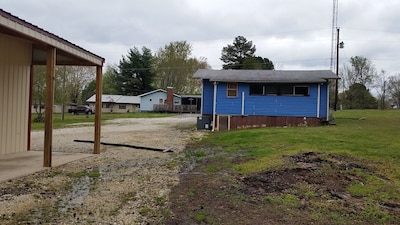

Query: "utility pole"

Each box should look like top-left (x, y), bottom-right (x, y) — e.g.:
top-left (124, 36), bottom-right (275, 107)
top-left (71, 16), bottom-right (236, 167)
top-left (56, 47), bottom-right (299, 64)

top-left (334, 28), bottom-right (344, 111)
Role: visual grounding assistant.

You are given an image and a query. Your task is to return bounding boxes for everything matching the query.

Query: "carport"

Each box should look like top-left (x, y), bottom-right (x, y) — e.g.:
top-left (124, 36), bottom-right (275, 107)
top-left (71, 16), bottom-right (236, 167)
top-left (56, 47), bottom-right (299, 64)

top-left (0, 9), bottom-right (104, 167)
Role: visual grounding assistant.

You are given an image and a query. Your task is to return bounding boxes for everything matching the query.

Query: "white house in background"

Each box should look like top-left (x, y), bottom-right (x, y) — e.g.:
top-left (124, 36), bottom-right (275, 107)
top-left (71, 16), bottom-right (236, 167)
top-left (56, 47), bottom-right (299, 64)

top-left (87, 94), bottom-right (140, 113)
top-left (138, 89), bottom-right (181, 111)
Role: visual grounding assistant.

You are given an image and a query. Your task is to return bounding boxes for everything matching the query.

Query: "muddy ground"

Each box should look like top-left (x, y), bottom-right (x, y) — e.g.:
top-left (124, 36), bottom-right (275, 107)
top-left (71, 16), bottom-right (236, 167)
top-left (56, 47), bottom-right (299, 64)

top-left (165, 151), bottom-right (400, 224)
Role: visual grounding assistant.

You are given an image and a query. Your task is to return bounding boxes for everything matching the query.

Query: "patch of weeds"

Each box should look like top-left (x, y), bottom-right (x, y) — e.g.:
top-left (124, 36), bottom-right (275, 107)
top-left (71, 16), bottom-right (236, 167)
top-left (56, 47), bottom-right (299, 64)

top-left (109, 192), bottom-right (137, 217)
top-left (195, 158), bottom-right (204, 163)
top-left (293, 182), bottom-right (318, 199)
top-left (308, 200), bottom-right (351, 224)
top-left (139, 207), bottom-right (152, 216)
top-left (264, 194), bottom-right (300, 208)
top-left (192, 211), bottom-right (206, 222)
top-left (194, 150), bottom-right (208, 157)
top-left (190, 209), bottom-right (218, 224)
top-left (346, 173), bottom-right (388, 200)
top-left (361, 203), bottom-right (393, 223)
top-left (228, 193), bottom-right (247, 203)
top-left (206, 161), bottom-right (233, 173)
top-left (87, 171), bottom-right (100, 178)
top-left (187, 188), bottom-right (196, 198)
top-left (205, 165), bottom-right (219, 172)
top-left (160, 208), bottom-right (171, 218)
top-left (121, 192), bottom-right (137, 204)
top-left (234, 155), bottom-right (284, 174)
top-left (51, 170), bottom-right (63, 176)
top-left (32, 193), bottom-right (42, 199)
top-left (155, 195), bottom-right (167, 206)
top-left (164, 160), bottom-right (178, 170)
top-left (66, 171), bottom-right (87, 178)
top-left (144, 174), bottom-right (152, 181)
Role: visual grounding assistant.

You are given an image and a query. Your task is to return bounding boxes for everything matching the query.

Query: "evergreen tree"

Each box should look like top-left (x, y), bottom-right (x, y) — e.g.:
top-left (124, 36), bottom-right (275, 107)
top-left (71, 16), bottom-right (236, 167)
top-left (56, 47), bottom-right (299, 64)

top-left (220, 36), bottom-right (256, 69)
top-left (342, 83), bottom-right (378, 109)
top-left (116, 47), bottom-right (155, 95)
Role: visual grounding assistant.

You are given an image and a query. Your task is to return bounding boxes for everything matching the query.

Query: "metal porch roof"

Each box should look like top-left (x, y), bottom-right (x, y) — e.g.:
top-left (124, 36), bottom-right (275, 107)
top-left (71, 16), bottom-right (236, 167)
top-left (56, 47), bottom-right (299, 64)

top-left (0, 9), bottom-right (104, 66)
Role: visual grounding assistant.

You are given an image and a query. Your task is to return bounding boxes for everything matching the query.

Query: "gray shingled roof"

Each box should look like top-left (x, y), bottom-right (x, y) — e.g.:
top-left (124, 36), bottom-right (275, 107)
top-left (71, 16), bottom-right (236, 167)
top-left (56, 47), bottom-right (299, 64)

top-left (193, 69), bottom-right (338, 83)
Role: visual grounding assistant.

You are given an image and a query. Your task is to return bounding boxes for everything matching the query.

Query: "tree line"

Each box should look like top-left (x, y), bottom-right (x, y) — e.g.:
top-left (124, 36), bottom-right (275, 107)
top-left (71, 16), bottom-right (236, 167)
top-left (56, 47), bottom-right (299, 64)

top-left (32, 35), bottom-right (400, 119)
top-left (338, 56), bottom-right (400, 109)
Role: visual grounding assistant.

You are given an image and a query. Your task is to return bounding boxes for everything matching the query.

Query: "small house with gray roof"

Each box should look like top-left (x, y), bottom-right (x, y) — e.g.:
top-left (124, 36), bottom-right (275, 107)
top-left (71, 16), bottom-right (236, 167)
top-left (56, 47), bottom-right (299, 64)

top-left (86, 94), bottom-right (140, 113)
top-left (193, 69), bottom-right (338, 131)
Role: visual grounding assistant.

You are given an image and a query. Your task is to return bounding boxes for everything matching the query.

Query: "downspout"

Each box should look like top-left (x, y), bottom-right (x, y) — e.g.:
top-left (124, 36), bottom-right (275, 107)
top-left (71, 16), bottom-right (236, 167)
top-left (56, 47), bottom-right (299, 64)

top-left (241, 91), bottom-right (245, 115)
top-left (212, 81), bottom-right (217, 132)
top-left (317, 84), bottom-right (321, 118)
top-left (200, 82), bottom-right (204, 114)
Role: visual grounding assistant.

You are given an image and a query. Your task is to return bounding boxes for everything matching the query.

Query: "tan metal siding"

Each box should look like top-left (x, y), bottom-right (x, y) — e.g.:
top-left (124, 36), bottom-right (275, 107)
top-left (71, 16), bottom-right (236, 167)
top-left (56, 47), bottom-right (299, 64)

top-left (0, 34), bottom-right (31, 155)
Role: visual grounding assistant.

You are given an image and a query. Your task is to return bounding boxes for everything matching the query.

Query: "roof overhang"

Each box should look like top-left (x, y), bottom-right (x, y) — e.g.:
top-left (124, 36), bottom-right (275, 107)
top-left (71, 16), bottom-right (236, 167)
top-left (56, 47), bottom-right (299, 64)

top-left (0, 9), bottom-right (104, 66)
top-left (194, 69), bottom-right (340, 83)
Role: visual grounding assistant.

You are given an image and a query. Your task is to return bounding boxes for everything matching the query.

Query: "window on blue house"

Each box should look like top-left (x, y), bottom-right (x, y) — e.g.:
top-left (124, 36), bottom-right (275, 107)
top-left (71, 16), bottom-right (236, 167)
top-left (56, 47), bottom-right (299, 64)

top-left (227, 82), bottom-right (238, 97)
top-left (249, 84), bottom-right (264, 95)
top-left (249, 84), bottom-right (309, 96)
top-left (294, 86), bottom-right (309, 96)
top-left (265, 85), bottom-right (279, 95)
top-left (280, 85), bottom-right (293, 95)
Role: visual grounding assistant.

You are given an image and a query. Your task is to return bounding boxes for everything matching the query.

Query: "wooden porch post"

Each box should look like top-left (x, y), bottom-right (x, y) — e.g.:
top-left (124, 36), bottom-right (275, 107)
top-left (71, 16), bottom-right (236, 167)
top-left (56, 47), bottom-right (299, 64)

top-left (44, 48), bottom-right (56, 167)
top-left (94, 65), bottom-right (102, 154)
top-left (28, 65), bottom-right (34, 151)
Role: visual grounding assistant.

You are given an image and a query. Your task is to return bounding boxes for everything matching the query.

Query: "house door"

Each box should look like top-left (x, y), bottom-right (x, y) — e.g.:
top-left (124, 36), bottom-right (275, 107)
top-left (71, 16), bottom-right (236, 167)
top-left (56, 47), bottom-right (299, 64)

top-left (218, 116), bottom-right (229, 131)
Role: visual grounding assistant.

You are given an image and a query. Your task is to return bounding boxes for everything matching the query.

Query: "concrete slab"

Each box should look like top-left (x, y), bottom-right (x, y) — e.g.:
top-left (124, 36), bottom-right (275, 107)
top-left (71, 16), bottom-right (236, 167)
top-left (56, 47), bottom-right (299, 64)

top-left (0, 151), bottom-right (93, 183)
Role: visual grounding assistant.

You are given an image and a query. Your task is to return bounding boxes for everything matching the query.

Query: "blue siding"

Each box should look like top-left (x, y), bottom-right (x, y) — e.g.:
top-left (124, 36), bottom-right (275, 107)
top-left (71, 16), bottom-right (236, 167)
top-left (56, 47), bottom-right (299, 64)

top-left (319, 83), bottom-right (328, 118)
top-left (201, 79), bottom-right (330, 118)
top-left (140, 92), bottom-right (167, 111)
top-left (202, 79), bottom-right (214, 114)
top-left (216, 83), bottom-right (243, 115)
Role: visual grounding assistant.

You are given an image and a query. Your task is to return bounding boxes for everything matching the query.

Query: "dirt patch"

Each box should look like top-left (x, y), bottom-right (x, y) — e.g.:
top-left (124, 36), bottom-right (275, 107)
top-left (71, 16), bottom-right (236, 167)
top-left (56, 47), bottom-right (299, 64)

top-left (241, 152), bottom-right (361, 198)
top-left (165, 151), bottom-right (400, 225)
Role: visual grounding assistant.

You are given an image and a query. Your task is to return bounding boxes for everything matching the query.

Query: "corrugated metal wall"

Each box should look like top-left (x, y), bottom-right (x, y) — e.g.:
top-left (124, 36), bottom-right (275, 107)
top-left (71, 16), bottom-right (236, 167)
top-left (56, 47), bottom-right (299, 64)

top-left (0, 34), bottom-right (31, 155)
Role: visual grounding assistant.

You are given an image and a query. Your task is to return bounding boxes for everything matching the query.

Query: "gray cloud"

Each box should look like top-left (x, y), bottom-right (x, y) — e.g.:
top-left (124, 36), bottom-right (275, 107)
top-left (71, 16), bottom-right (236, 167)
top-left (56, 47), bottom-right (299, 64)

top-left (2, 0), bottom-right (400, 74)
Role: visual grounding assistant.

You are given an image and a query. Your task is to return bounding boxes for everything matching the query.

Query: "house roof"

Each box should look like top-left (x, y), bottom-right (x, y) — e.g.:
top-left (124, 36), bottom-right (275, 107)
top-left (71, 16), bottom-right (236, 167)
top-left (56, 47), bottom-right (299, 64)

top-left (117, 96), bottom-right (140, 104)
top-left (0, 9), bottom-right (104, 66)
top-left (193, 69), bottom-right (338, 83)
top-left (138, 89), bottom-right (181, 98)
top-left (87, 95), bottom-right (140, 104)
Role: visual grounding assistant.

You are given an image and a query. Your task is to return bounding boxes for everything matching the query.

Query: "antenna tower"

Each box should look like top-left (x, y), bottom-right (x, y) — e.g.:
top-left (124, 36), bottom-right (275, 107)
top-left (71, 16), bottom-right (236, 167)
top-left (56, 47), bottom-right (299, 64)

top-left (330, 0), bottom-right (338, 70)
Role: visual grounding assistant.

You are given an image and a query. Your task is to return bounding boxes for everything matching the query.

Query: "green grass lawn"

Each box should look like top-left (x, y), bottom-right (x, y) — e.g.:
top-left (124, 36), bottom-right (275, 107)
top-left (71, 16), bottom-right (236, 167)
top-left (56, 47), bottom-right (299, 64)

top-left (182, 109), bottom-right (400, 224)
top-left (200, 110), bottom-right (400, 177)
top-left (30, 112), bottom-right (174, 130)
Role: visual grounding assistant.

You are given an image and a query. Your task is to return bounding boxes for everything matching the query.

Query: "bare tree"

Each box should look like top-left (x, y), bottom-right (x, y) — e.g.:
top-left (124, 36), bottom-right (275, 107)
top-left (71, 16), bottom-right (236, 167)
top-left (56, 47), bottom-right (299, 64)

top-left (152, 41), bottom-right (209, 94)
top-left (58, 66), bottom-right (95, 104)
top-left (341, 56), bottom-right (376, 89)
top-left (373, 70), bottom-right (388, 109)
top-left (32, 66), bottom-right (46, 122)
top-left (387, 74), bottom-right (400, 108)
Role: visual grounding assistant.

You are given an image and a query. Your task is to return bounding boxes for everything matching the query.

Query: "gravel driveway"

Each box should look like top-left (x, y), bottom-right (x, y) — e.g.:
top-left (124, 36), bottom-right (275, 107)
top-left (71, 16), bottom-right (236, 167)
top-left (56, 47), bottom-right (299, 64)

top-left (0, 114), bottom-right (204, 224)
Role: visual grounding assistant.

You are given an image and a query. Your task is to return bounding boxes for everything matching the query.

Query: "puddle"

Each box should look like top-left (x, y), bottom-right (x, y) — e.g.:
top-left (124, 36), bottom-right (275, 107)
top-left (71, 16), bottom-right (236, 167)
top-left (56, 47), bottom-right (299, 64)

top-left (58, 167), bottom-right (103, 212)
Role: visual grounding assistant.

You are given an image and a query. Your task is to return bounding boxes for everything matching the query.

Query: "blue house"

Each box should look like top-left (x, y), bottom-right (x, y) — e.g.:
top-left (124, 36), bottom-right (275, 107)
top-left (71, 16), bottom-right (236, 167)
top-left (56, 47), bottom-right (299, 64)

top-left (138, 88), bottom-right (181, 112)
top-left (194, 69), bottom-right (338, 130)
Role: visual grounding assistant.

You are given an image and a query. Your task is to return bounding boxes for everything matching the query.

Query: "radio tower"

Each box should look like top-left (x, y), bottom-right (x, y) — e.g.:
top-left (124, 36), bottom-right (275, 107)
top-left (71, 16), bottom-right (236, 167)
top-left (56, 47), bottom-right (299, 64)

top-left (330, 0), bottom-right (338, 70)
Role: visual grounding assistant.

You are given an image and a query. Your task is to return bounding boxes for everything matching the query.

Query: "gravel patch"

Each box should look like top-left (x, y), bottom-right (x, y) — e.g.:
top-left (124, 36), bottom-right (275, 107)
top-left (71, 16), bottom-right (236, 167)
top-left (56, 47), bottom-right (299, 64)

top-left (0, 114), bottom-right (205, 224)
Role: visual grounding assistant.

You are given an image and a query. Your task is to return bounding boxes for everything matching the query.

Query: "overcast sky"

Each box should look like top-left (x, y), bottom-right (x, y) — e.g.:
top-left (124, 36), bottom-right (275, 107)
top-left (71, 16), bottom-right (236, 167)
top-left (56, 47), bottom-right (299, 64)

top-left (2, 0), bottom-right (400, 75)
